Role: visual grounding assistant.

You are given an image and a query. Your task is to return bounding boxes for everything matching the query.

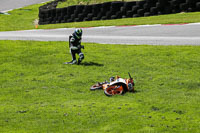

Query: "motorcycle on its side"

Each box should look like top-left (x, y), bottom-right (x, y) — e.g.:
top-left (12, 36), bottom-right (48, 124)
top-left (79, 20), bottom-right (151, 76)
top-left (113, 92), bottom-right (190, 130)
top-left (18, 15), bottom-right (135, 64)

top-left (90, 73), bottom-right (135, 96)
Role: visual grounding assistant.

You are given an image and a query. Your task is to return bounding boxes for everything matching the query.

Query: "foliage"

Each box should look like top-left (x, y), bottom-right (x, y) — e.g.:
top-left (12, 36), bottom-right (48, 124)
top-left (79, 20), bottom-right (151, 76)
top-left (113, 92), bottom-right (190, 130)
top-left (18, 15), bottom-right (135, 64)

top-left (57, 0), bottom-right (140, 8)
top-left (0, 40), bottom-right (200, 132)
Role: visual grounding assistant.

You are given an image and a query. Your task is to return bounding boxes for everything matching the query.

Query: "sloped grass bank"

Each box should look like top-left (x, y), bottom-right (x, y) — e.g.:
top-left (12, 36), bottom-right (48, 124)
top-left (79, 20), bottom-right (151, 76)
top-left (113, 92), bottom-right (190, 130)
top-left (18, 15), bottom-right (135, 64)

top-left (0, 3), bottom-right (42, 31)
top-left (0, 40), bottom-right (200, 132)
top-left (0, 2), bottom-right (200, 31)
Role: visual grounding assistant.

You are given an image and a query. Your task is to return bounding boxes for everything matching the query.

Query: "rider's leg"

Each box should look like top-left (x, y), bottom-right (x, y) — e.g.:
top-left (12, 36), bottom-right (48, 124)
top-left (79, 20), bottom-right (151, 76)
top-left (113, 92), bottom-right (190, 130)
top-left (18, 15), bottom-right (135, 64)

top-left (65, 49), bottom-right (77, 64)
top-left (77, 52), bottom-right (84, 65)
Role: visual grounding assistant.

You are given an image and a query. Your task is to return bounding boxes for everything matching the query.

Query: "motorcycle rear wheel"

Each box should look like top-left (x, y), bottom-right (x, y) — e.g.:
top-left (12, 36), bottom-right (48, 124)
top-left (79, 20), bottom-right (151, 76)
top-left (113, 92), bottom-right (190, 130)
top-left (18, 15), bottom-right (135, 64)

top-left (104, 85), bottom-right (123, 96)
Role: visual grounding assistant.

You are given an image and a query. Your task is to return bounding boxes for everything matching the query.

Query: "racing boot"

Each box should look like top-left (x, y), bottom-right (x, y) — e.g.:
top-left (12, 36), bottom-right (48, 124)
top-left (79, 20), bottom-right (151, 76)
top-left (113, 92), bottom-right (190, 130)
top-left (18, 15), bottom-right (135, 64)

top-left (77, 58), bottom-right (82, 65)
top-left (64, 60), bottom-right (77, 64)
top-left (77, 53), bottom-right (84, 65)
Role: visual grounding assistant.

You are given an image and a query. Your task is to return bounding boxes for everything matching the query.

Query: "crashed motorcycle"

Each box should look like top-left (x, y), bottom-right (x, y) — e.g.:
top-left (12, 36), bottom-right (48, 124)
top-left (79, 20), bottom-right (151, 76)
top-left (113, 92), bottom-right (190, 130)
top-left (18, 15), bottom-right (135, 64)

top-left (90, 73), bottom-right (135, 96)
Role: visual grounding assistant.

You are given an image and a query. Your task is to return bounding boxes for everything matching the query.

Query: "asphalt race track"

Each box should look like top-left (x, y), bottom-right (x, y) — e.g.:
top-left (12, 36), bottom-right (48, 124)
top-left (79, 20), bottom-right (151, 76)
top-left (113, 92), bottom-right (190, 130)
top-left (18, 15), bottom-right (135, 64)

top-left (0, 23), bottom-right (200, 45)
top-left (0, 0), bottom-right (51, 12)
top-left (0, 0), bottom-right (199, 45)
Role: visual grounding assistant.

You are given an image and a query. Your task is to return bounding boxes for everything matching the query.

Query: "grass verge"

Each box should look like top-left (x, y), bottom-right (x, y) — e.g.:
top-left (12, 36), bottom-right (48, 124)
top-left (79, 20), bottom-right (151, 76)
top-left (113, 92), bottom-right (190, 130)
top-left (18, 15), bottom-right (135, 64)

top-left (0, 3), bottom-right (42, 31)
top-left (0, 2), bottom-right (200, 31)
top-left (0, 40), bottom-right (200, 132)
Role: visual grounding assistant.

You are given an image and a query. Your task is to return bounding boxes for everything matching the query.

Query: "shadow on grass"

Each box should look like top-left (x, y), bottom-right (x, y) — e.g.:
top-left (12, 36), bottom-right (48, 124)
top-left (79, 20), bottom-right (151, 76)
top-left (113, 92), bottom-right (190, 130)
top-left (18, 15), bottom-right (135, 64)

top-left (80, 61), bottom-right (104, 66)
top-left (123, 90), bottom-right (140, 95)
top-left (133, 90), bottom-right (140, 93)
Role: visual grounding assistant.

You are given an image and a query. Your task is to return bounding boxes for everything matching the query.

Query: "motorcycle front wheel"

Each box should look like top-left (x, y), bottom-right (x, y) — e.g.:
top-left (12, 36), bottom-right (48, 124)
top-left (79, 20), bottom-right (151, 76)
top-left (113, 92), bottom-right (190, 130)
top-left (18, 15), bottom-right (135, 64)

top-left (90, 83), bottom-right (103, 91)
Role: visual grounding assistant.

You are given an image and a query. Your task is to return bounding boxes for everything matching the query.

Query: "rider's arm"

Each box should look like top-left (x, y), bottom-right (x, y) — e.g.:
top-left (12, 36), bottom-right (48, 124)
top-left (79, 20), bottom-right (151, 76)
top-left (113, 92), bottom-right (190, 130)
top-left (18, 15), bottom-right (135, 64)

top-left (69, 35), bottom-right (79, 50)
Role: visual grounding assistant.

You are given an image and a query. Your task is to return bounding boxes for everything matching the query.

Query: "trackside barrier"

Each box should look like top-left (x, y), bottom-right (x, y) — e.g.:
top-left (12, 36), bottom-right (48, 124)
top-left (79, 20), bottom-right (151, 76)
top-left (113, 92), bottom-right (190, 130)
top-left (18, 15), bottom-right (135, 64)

top-left (39, 0), bottom-right (200, 25)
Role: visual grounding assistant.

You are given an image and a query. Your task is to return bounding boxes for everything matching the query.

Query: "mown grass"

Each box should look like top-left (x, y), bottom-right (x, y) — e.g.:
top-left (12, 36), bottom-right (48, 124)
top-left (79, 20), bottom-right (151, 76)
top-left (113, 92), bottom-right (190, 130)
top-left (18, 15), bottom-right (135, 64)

top-left (0, 40), bottom-right (200, 132)
top-left (0, 2), bottom-right (200, 31)
top-left (0, 3), bottom-right (42, 31)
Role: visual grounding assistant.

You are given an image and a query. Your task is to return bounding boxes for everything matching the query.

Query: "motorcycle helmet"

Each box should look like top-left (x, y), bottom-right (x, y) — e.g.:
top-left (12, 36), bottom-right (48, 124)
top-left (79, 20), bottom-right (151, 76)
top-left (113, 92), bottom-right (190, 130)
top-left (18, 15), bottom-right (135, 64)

top-left (73, 28), bottom-right (82, 39)
top-left (127, 78), bottom-right (134, 92)
top-left (128, 83), bottom-right (133, 91)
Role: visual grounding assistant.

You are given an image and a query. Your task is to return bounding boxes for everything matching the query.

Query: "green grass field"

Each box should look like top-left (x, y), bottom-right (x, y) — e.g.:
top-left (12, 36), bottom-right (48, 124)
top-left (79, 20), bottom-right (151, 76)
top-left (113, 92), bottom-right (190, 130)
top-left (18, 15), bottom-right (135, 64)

top-left (0, 2), bottom-right (200, 31)
top-left (1, 1), bottom-right (200, 132)
top-left (0, 40), bottom-right (200, 132)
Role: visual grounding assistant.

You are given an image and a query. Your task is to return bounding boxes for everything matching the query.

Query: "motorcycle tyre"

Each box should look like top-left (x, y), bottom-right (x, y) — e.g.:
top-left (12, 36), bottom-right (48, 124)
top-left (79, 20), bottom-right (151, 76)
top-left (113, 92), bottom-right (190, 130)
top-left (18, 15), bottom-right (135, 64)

top-left (104, 86), bottom-right (123, 96)
top-left (90, 83), bottom-right (103, 91)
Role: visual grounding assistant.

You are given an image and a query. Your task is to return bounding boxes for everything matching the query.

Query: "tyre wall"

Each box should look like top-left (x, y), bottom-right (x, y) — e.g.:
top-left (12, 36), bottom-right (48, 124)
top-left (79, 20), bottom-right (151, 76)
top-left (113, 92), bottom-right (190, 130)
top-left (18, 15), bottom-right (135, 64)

top-left (39, 0), bottom-right (200, 25)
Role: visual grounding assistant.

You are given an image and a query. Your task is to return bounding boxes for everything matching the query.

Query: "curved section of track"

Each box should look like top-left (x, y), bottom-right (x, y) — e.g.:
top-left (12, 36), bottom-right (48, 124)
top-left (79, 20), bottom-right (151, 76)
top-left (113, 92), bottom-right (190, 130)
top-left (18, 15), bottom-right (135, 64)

top-left (0, 23), bottom-right (200, 45)
top-left (0, 0), bottom-right (51, 12)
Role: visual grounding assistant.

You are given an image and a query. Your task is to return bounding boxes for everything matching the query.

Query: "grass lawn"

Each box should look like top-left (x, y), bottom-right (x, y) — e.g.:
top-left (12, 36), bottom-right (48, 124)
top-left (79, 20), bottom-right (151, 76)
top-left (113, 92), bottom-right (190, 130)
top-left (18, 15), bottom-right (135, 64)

top-left (0, 2), bottom-right (200, 31)
top-left (0, 40), bottom-right (200, 132)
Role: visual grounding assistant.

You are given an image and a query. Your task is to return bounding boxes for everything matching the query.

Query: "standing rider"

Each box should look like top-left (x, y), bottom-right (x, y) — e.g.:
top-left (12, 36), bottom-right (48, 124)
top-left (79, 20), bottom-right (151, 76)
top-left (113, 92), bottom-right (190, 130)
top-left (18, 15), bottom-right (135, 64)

top-left (65, 28), bottom-right (84, 65)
